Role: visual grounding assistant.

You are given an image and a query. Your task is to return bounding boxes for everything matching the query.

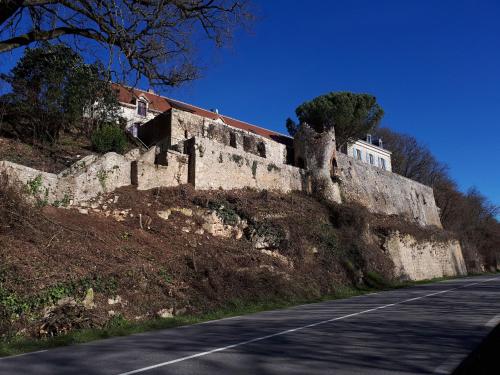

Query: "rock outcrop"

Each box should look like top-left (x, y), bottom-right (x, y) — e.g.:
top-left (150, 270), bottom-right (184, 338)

top-left (383, 232), bottom-right (467, 280)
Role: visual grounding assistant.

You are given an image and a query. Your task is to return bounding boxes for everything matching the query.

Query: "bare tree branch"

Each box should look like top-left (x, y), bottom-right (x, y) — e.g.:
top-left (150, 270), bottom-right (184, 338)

top-left (0, 0), bottom-right (252, 87)
top-left (0, 26), bottom-right (104, 52)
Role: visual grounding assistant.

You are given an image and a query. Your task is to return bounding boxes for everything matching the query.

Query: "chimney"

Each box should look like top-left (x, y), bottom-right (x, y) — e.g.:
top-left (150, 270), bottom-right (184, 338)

top-left (148, 88), bottom-right (155, 94)
top-left (211, 108), bottom-right (219, 114)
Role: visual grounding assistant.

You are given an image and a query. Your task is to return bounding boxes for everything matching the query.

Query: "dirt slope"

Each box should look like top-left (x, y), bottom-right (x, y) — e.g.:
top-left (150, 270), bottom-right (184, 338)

top-left (2, 175), bottom-right (442, 339)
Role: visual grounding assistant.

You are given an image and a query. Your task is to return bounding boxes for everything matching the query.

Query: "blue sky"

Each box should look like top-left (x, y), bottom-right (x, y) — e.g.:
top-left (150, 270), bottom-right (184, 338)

top-left (1, 0), bottom-right (498, 208)
top-left (170, 0), bottom-right (500, 208)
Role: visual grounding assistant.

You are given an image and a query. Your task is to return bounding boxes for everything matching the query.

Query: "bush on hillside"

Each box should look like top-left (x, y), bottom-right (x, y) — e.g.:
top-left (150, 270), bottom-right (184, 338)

top-left (0, 172), bottom-right (32, 233)
top-left (91, 125), bottom-right (127, 154)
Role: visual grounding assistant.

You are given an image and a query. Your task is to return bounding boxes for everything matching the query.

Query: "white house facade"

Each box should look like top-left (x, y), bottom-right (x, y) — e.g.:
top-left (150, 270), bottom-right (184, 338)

top-left (346, 135), bottom-right (392, 172)
top-left (118, 94), bottom-right (160, 131)
top-left (119, 99), bottom-right (158, 128)
top-left (112, 84), bottom-right (165, 137)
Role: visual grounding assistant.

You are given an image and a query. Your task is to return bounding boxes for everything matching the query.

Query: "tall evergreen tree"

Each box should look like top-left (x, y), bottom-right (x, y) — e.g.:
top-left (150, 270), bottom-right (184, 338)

top-left (287, 92), bottom-right (384, 150)
top-left (0, 44), bottom-right (120, 143)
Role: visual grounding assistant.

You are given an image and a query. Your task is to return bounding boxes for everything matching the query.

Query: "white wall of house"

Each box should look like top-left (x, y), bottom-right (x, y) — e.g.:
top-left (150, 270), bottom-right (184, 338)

top-left (346, 139), bottom-right (392, 172)
top-left (119, 98), bottom-right (160, 130)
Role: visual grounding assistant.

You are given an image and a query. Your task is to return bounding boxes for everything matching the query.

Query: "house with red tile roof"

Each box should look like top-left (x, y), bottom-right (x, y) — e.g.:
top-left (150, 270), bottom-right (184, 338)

top-left (113, 83), bottom-right (389, 172)
top-left (113, 84), bottom-right (291, 144)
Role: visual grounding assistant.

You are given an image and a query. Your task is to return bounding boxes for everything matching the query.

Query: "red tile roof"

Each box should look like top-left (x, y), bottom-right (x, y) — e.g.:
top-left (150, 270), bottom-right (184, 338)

top-left (113, 84), bottom-right (291, 144)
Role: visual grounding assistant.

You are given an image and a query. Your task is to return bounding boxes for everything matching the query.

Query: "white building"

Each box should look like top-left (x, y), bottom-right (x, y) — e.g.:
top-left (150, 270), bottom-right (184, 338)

top-left (346, 135), bottom-right (392, 172)
top-left (113, 84), bottom-right (164, 132)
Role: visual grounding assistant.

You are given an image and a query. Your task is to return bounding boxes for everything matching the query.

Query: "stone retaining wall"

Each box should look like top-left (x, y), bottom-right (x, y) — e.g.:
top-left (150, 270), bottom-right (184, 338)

top-left (1, 152), bottom-right (142, 205)
top-left (188, 137), bottom-right (308, 193)
top-left (133, 150), bottom-right (188, 191)
top-left (1, 153), bottom-right (131, 205)
top-left (336, 153), bottom-right (442, 227)
top-left (60, 153), bottom-right (131, 202)
top-left (170, 109), bottom-right (288, 165)
top-left (384, 232), bottom-right (467, 280)
top-left (0, 160), bottom-right (61, 202)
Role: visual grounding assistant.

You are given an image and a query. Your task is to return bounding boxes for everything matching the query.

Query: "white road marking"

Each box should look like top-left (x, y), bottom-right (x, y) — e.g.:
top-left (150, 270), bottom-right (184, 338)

top-left (178, 290), bottom-right (384, 330)
top-left (0, 350), bottom-right (48, 361)
top-left (485, 314), bottom-right (500, 327)
top-left (117, 276), bottom-right (500, 375)
top-left (433, 353), bottom-right (466, 374)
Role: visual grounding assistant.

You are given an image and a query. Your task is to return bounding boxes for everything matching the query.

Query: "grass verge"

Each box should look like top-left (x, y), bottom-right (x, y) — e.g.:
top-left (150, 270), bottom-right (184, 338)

top-left (1, 272), bottom-right (497, 358)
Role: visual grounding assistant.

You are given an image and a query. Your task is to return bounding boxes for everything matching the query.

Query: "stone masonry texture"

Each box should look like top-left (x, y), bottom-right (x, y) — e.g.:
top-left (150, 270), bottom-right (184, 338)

top-left (336, 153), bottom-right (442, 227)
top-left (0, 107), bottom-right (467, 281)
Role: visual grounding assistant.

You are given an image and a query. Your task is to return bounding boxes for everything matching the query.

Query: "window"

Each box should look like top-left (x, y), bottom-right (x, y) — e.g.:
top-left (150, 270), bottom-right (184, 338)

top-left (257, 142), bottom-right (266, 158)
top-left (128, 122), bottom-right (141, 138)
top-left (137, 100), bottom-right (147, 117)
top-left (369, 154), bottom-right (374, 165)
top-left (355, 149), bottom-right (362, 160)
top-left (243, 136), bottom-right (252, 152)
top-left (229, 132), bottom-right (237, 148)
top-left (380, 158), bottom-right (386, 170)
top-left (366, 134), bottom-right (372, 143)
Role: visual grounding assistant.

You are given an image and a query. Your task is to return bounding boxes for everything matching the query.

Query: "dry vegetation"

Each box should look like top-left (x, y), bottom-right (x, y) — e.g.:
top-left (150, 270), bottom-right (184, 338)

top-left (0, 137), bottom-right (93, 174)
top-left (1, 171), bottom-right (446, 342)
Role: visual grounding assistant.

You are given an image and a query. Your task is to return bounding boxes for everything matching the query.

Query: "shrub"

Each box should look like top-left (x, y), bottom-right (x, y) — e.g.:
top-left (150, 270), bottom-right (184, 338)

top-left (207, 200), bottom-right (241, 226)
top-left (91, 125), bottom-right (127, 154)
top-left (364, 271), bottom-right (391, 289)
top-left (327, 201), bottom-right (368, 229)
top-left (0, 173), bottom-right (32, 232)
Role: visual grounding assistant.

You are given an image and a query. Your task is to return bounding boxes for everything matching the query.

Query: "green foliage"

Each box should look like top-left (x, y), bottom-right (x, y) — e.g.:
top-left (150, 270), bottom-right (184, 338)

top-left (35, 189), bottom-right (49, 208)
top-left (106, 314), bottom-right (128, 328)
top-left (26, 175), bottom-right (43, 196)
top-left (251, 161), bottom-right (258, 178)
top-left (318, 223), bottom-right (338, 252)
top-left (0, 275), bottom-right (117, 319)
top-left (158, 269), bottom-right (173, 284)
top-left (0, 270), bottom-right (474, 358)
top-left (121, 232), bottom-right (132, 240)
top-left (0, 43), bottom-right (121, 143)
top-left (363, 271), bottom-right (391, 289)
top-left (253, 222), bottom-right (287, 247)
top-left (207, 201), bottom-right (241, 226)
top-left (287, 92), bottom-right (384, 149)
top-left (286, 117), bottom-right (299, 136)
top-left (25, 175), bottom-right (49, 207)
top-left (52, 194), bottom-right (71, 208)
top-left (231, 154), bottom-right (244, 166)
top-left (96, 169), bottom-right (108, 190)
top-left (91, 125), bottom-right (127, 154)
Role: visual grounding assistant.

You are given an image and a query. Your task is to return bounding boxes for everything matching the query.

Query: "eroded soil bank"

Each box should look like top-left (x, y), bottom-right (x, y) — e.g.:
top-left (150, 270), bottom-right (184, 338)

top-left (0, 178), bottom-right (459, 346)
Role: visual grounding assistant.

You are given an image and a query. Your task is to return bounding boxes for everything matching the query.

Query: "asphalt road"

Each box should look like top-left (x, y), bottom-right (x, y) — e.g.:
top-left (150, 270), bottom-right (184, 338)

top-left (1, 274), bottom-right (500, 375)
